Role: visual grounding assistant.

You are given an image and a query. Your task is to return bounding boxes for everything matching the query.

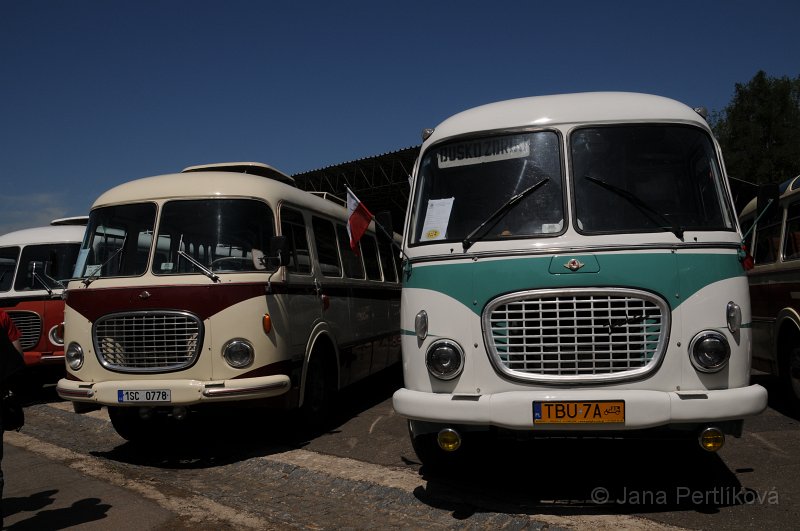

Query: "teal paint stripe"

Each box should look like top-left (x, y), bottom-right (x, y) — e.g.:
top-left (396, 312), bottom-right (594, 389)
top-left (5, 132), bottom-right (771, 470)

top-left (404, 252), bottom-right (744, 315)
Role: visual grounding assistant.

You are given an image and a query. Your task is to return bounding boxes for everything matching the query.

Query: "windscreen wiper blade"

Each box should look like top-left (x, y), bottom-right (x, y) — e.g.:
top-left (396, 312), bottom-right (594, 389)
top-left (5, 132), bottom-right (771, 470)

top-left (462, 177), bottom-right (549, 251)
top-left (177, 250), bottom-right (220, 283)
top-left (82, 238), bottom-right (126, 286)
top-left (585, 176), bottom-right (684, 240)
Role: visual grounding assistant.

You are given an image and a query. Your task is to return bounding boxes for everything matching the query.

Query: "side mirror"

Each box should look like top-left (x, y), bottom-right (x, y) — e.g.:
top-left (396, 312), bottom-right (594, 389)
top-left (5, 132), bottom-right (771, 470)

top-left (757, 183), bottom-right (780, 223)
top-left (252, 236), bottom-right (288, 271)
top-left (268, 236), bottom-right (288, 267)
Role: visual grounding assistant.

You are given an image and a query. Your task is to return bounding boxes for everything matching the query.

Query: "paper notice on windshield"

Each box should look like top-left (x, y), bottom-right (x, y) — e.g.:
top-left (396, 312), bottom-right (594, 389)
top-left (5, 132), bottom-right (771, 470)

top-left (437, 138), bottom-right (530, 168)
top-left (420, 198), bottom-right (454, 241)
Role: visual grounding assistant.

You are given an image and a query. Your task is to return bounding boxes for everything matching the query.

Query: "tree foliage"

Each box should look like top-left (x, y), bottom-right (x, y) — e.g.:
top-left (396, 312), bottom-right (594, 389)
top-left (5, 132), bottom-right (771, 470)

top-left (711, 70), bottom-right (800, 185)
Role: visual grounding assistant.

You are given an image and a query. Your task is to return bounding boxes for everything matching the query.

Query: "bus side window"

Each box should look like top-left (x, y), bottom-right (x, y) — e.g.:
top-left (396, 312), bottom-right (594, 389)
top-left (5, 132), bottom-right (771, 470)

top-left (311, 217), bottom-right (342, 277)
top-left (783, 202), bottom-right (800, 261)
top-left (281, 207), bottom-right (311, 274)
top-left (754, 216), bottom-right (782, 264)
top-left (377, 236), bottom-right (397, 283)
top-left (360, 234), bottom-right (381, 281)
top-left (336, 224), bottom-right (365, 279)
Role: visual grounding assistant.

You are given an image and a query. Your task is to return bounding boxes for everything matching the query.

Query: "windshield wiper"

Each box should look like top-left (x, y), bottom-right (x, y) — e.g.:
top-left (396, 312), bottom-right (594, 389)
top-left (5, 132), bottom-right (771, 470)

top-left (585, 176), bottom-right (684, 240)
top-left (82, 238), bottom-right (127, 286)
top-left (177, 250), bottom-right (220, 283)
top-left (462, 177), bottom-right (549, 251)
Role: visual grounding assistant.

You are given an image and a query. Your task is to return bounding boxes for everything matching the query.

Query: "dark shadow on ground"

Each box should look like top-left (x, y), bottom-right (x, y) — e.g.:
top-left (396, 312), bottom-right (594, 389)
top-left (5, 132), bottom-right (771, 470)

top-left (411, 435), bottom-right (743, 517)
top-left (6, 497), bottom-right (111, 530)
top-left (91, 364), bottom-right (404, 469)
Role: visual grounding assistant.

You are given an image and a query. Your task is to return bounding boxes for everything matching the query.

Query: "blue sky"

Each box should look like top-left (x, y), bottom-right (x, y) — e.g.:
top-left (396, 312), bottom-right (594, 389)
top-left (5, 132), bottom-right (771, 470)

top-left (1, 0), bottom-right (798, 234)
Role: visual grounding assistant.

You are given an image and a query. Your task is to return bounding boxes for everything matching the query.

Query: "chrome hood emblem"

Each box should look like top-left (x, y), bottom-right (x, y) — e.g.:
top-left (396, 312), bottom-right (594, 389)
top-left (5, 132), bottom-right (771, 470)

top-left (564, 259), bottom-right (585, 272)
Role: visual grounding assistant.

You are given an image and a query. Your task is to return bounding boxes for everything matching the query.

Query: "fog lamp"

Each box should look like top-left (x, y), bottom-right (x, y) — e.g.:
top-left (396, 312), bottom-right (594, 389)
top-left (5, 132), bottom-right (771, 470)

top-left (689, 331), bottom-right (730, 373)
top-left (426, 340), bottom-right (464, 380)
top-left (699, 427), bottom-right (725, 452)
top-left (65, 342), bottom-right (84, 370)
top-left (437, 428), bottom-right (461, 452)
top-left (222, 339), bottom-right (254, 368)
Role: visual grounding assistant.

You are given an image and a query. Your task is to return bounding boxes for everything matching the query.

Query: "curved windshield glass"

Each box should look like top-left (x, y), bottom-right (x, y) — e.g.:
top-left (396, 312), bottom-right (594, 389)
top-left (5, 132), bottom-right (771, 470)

top-left (15, 243), bottom-right (81, 291)
top-left (154, 199), bottom-right (276, 275)
top-left (74, 203), bottom-right (157, 279)
top-left (0, 247), bottom-right (19, 292)
top-left (571, 125), bottom-right (734, 234)
top-left (410, 131), bottom-right (563, 245)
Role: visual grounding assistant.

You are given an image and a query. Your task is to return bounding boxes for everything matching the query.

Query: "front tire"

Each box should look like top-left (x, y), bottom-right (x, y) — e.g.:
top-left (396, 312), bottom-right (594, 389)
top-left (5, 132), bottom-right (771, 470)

top-left (108, 406), bottom-right (159, 442)
top-left (780, 347), bottom-right (800, 409)
top-left (408, 421), bottom-right (463, 471)
top-left (299, 355), bottom-right (336, 432)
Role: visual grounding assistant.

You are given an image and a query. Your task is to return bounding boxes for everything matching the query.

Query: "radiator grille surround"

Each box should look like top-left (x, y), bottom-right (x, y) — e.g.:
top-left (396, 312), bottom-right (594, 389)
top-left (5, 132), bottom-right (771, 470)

top-left (8, 310), bottom-right (42, 351)
top-left (482, 288), bottom-right (670, 384)
top-left (93, 311), bottom-right (203, 373)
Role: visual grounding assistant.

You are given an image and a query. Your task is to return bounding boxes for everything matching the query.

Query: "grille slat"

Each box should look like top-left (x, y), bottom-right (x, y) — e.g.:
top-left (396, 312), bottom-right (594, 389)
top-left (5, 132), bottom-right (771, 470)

top-left (483, 289), bottom-right (669, 383)
top-left (94, 311), bottom-right (203, 373)
top-left (7, 311), bottom-right (42, 351)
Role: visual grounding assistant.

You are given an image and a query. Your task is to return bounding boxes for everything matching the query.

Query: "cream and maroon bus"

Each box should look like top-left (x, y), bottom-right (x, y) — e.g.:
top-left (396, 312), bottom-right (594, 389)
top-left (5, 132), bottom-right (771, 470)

top-left (392, 93), bottom-right (767, 467)
top-left (0, 217), bottom-right (86, 379)
top-left (740, 176), bottom-right (800, 409)
top-left (56, 162), bottom-right (401, 441)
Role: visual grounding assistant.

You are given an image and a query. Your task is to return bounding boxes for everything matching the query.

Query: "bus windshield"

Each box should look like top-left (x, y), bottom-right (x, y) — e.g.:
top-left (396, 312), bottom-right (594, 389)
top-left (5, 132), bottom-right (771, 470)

top-left (75, 203), bottom-right (157, 279)
top-left (410, 131), bottom-right (564, 245)
top-left (0, 247), bottom-right (20, 292)
top-left (75, 199), bottom-right (278, 279)
top-left (571, 125), bottom-right (734, 234)
top-left (15, 243), bottom-right (81, 291)
top-left (154, 199), bottom-right (276, 275)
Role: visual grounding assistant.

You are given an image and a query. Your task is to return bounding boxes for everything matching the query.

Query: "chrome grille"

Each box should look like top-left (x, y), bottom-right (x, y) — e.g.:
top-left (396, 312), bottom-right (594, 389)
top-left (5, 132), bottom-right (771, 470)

top-left (93, 311), bottom-right (203, 373)
top-left (483, 289), bottom-right (669, 383)
top-left (7, 310), bottom-right (41, 351)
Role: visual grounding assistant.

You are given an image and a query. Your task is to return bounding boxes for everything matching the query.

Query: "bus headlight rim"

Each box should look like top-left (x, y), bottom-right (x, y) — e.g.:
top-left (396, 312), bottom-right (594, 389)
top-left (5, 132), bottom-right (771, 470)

top-left (425, 339), bottom-right (465, 381)
top-left (222, 338), bottom-right (255, 369)
top-left (688, 330), bottom-right (730, 373)
top-left (65, 342), bottom-right (84, 370)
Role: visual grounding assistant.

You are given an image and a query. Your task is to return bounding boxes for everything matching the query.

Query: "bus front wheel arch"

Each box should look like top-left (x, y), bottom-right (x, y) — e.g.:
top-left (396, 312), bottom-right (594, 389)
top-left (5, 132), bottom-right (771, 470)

top-left (299, 341), bottom-right (338, 432)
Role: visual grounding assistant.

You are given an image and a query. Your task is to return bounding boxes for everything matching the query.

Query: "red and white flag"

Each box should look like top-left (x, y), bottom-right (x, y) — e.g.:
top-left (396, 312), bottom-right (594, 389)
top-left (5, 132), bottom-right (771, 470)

top-left (346, 187), bottom-right (373, 254)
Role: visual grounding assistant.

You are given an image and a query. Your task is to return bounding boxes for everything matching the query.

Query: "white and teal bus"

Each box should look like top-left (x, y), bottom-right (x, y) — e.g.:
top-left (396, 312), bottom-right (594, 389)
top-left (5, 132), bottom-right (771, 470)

top-left (392, 92), bottom-right (767, 466)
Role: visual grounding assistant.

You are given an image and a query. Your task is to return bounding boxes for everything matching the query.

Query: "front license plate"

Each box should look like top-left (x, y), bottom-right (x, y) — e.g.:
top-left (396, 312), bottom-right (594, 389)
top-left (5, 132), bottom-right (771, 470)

top-left (533, 400), bottom-right (625, 424)
top-left (117, 390), bottom-right (172, 403)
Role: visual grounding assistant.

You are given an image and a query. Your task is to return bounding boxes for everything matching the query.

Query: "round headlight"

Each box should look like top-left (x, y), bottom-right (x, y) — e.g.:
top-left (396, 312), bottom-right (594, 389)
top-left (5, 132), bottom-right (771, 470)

top-left (426, 340), bottom-right (464, 380)
top-left (222, 339), bottom-right (254, 369)
top-left (65, 342), bottom-right (84, 370)
top-left (49, 323), bottom-right (65, 346)
top-left (689, 331), bottom-right (730, 373)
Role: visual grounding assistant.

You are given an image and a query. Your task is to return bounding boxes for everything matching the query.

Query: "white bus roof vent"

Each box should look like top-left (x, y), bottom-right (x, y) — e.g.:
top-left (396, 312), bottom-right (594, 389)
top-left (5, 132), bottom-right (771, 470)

top-left (50, 215), bottom-right (89, 226)
top-left (181, 162), bottom-right (297, 187)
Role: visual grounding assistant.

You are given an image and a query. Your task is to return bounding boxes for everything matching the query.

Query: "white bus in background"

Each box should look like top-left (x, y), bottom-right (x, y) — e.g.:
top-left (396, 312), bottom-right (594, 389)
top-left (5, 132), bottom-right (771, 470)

top-left (392, 92), bottom-right (767, 467)
top-left (0, 217), bottom-right (87, 381)
top-left (57, 162), bottom-right (401, 441)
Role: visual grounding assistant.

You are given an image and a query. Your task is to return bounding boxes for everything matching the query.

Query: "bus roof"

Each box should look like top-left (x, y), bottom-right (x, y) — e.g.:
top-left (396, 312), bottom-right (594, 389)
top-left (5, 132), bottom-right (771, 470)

top-left (92, 166), bottom-right (354, 221)
top-left (0, 224), bottom-right (86, 247)
top-left (425, 92), bottom-right (710, 145)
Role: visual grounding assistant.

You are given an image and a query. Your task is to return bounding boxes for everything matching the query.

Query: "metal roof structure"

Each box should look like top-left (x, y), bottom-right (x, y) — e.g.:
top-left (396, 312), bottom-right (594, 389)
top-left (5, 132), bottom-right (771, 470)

top-left (292, 146), bottom-right (419, 231)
